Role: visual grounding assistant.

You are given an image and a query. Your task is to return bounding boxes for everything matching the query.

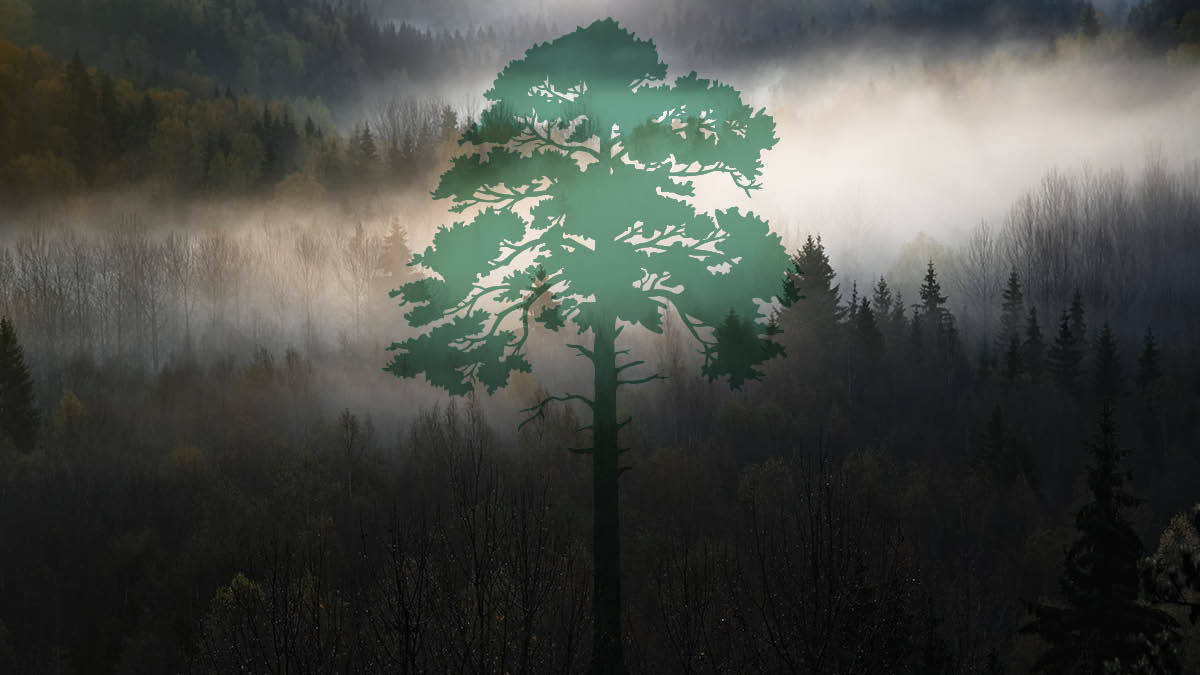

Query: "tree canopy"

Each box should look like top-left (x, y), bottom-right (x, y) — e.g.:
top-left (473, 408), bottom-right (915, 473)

top-left (386, 18), bottom-right (787, 395)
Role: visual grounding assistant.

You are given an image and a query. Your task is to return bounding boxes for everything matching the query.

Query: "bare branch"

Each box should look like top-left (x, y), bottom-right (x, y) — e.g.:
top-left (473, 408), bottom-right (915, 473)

top-left (566, 343), bottom-right (595, 359)
top-left (617, 373), bottom-right (668, 387)
top-left (615, 359), bottom-right (645, 373)
top-left (518, 392), bottom-right (595, 430)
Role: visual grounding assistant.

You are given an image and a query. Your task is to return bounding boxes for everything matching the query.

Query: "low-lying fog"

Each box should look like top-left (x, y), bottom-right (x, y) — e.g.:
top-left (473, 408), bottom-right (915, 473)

top-left (3, 33), bottom-right (1199, 435)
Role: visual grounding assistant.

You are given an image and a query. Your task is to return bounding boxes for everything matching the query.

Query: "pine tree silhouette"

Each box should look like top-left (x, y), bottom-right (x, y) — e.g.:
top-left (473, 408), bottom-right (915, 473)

top-left (1136, 326), bottom-right (1162, 394)
top-left (781, 235), bottom-right (842, 327)
top-left (1022, 401), bottom-right (1178, 673)
top-left (998, 268), bottom-right (1024, 353)
top-left (0, 317), bottom-right (39, 453)
top-left (1069, 290), bottom-right (1087, 357)
top-left (1005, 332), bottom-right (1024, 383)
top-left (1023, 306), bottom-right (1045, 378)
top-left (1093, 322), bottom-right (1124, 401)
top-left (871, 275), bottom-right (893, 317)
top-left (1049, 310), bottom-right (1083, 395)
top-left (383, 20), bottom-right (786, 673)
top-left (918, 260), bottom-right (957, 362)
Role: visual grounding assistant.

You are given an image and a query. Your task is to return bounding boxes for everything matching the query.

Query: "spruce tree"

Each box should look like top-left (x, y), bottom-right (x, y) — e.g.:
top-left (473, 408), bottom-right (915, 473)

top-left (888, 290), bottom-right (908, 349)
top-left (871, 275), bottom-right (893, 318)
top-left (1049, 310), bottom-right (1083, 395)
top-left (918, 260), bottom-right (957, 361)
top-left (1005, 332), bottom-right (1024, 383)
top-left (998, 268), bottom-right (1024, 353)
top-left (1069, 290), bottom-right (1087, 353)
top-left (1022, 402), bottom-right (1178, 674)
top-left (853, 296), bottom-right (883, 358)
top-left (781, 234), bottom-right (841, 322)
top-left (1023, 305), bottom-right (1045, 378)
top-left (1080, 2), bottom-right (1102, 39)
top-left (0, 317), bottom-right (39, 453)
top-left (780, 234), bottom-right (843, 351)
top-left (1094, 322), bottom-right (1124, 401)
top-left (1136, 326), bottom-right (1162, 394)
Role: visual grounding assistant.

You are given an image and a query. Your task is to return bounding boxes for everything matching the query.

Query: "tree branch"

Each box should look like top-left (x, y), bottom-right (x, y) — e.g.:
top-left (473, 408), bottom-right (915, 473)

top-left (617, 373), bottom-right (668, 387)
top-left (615, 359), bottom-right (645, 373)
top-left (566, 343), bottom-right (595, 359)
top-left (518, 393), bottom-right (594, 430)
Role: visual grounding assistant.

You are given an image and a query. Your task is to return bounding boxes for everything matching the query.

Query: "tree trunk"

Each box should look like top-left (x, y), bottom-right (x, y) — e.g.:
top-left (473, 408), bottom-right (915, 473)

top-left (590, 320), bottom-right (625, 674)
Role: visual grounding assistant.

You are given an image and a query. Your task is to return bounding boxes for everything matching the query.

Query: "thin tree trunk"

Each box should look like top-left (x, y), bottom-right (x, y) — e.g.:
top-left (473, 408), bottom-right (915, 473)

top-left (590, 320), bottom-right (625, 674)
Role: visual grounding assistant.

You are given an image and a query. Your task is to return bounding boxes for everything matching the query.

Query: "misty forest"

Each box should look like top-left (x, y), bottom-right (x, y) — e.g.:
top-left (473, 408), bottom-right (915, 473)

top-left (2, 1), bottom-right (1200, 673)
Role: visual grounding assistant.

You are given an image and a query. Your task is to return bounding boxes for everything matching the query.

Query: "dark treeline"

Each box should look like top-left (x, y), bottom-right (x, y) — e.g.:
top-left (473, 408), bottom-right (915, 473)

top-left (940, 159), bottom-right (1200, 346)
top-left (1, 0), bottom-right (532, 102)
top-left (0, 42), bottom-right (462, 203)
top-left (1, 217), bottom-right (1199, 671)
top-left (3, 0), bottom-right (1198, 116)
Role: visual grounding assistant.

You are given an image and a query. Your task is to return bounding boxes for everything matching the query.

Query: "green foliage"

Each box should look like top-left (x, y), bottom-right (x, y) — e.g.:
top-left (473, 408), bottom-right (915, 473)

top-left (387, 19), bottom-right (787, 396)
top-left (0, 316), bottom-right (38, 452)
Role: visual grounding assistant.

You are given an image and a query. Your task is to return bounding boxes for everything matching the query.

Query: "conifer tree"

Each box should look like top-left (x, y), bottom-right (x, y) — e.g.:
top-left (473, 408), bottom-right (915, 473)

top-left (356, 122), bottom-right (379, 178)
top-left (975, 406), bottom-right (1037, 491)
top-left (1023, 305), bottom-right (1045, 378)
top-left (977, 342), bottom-right (994, 379)
top-left (888, 290), bottom-right (908, 348)
top-left (1049, 310), bottom-right (1083, 395)
top-left (909, 308), bottom-right (925, 363)
top-left (1136, 326), bottom-right (1162, 394)
top-left (1080, 2), bottom-right (1102, 39)
top-left (918, 260), bottom-right (957, 361)
top-left (1094, 322), bottom-right (1124, 401)
top-left (853, 296), bottom-right (883, 358)
top-left (871, 275), bottom-right (893, 318)
top-left (0, 317), bottom-right (39, 453)
top-left (781, 234), bottom-right (841, 328)
top-left (1005, 332), bottom-right (1024, 383)
top-left (1069, 290), bottom-right (1087, 353)
top-left (998, 268), bottom-right (1024, 353)
top-left (1022, 402), bottom-right (1178, 673)
top-left (384, 21), bottom-right (787, 672)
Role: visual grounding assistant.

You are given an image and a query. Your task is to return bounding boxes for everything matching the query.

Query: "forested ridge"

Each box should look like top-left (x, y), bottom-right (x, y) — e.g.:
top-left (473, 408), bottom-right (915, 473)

top-left (1, 221), bottom-right (1199, 672)
top-left (0, 42), bottom-right (465, 203)
top-left (1, 2), bottom-right (1200, 674)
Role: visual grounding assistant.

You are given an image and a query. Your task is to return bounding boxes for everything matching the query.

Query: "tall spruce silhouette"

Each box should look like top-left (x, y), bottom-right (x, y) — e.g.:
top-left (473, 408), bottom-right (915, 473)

top-left (383, 19), bottom-right (786, 673)
top-left (1022, 401), bottom-right (1178, 673)
top-left (1049, 309), bottom-right (1083, 395)
top-left (918, 259), bottom-right (957, 361)
top-left (998, 268), bottom-right (1024, 353)
top-left (0, 317), bottom-right (39, 453)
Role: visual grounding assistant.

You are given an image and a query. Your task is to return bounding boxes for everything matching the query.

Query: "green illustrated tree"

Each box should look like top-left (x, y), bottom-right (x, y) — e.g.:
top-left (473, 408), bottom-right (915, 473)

top-left (382, 19), bottom-right (787, 673)
top-left (0, 316), bottom-right (39, 453)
